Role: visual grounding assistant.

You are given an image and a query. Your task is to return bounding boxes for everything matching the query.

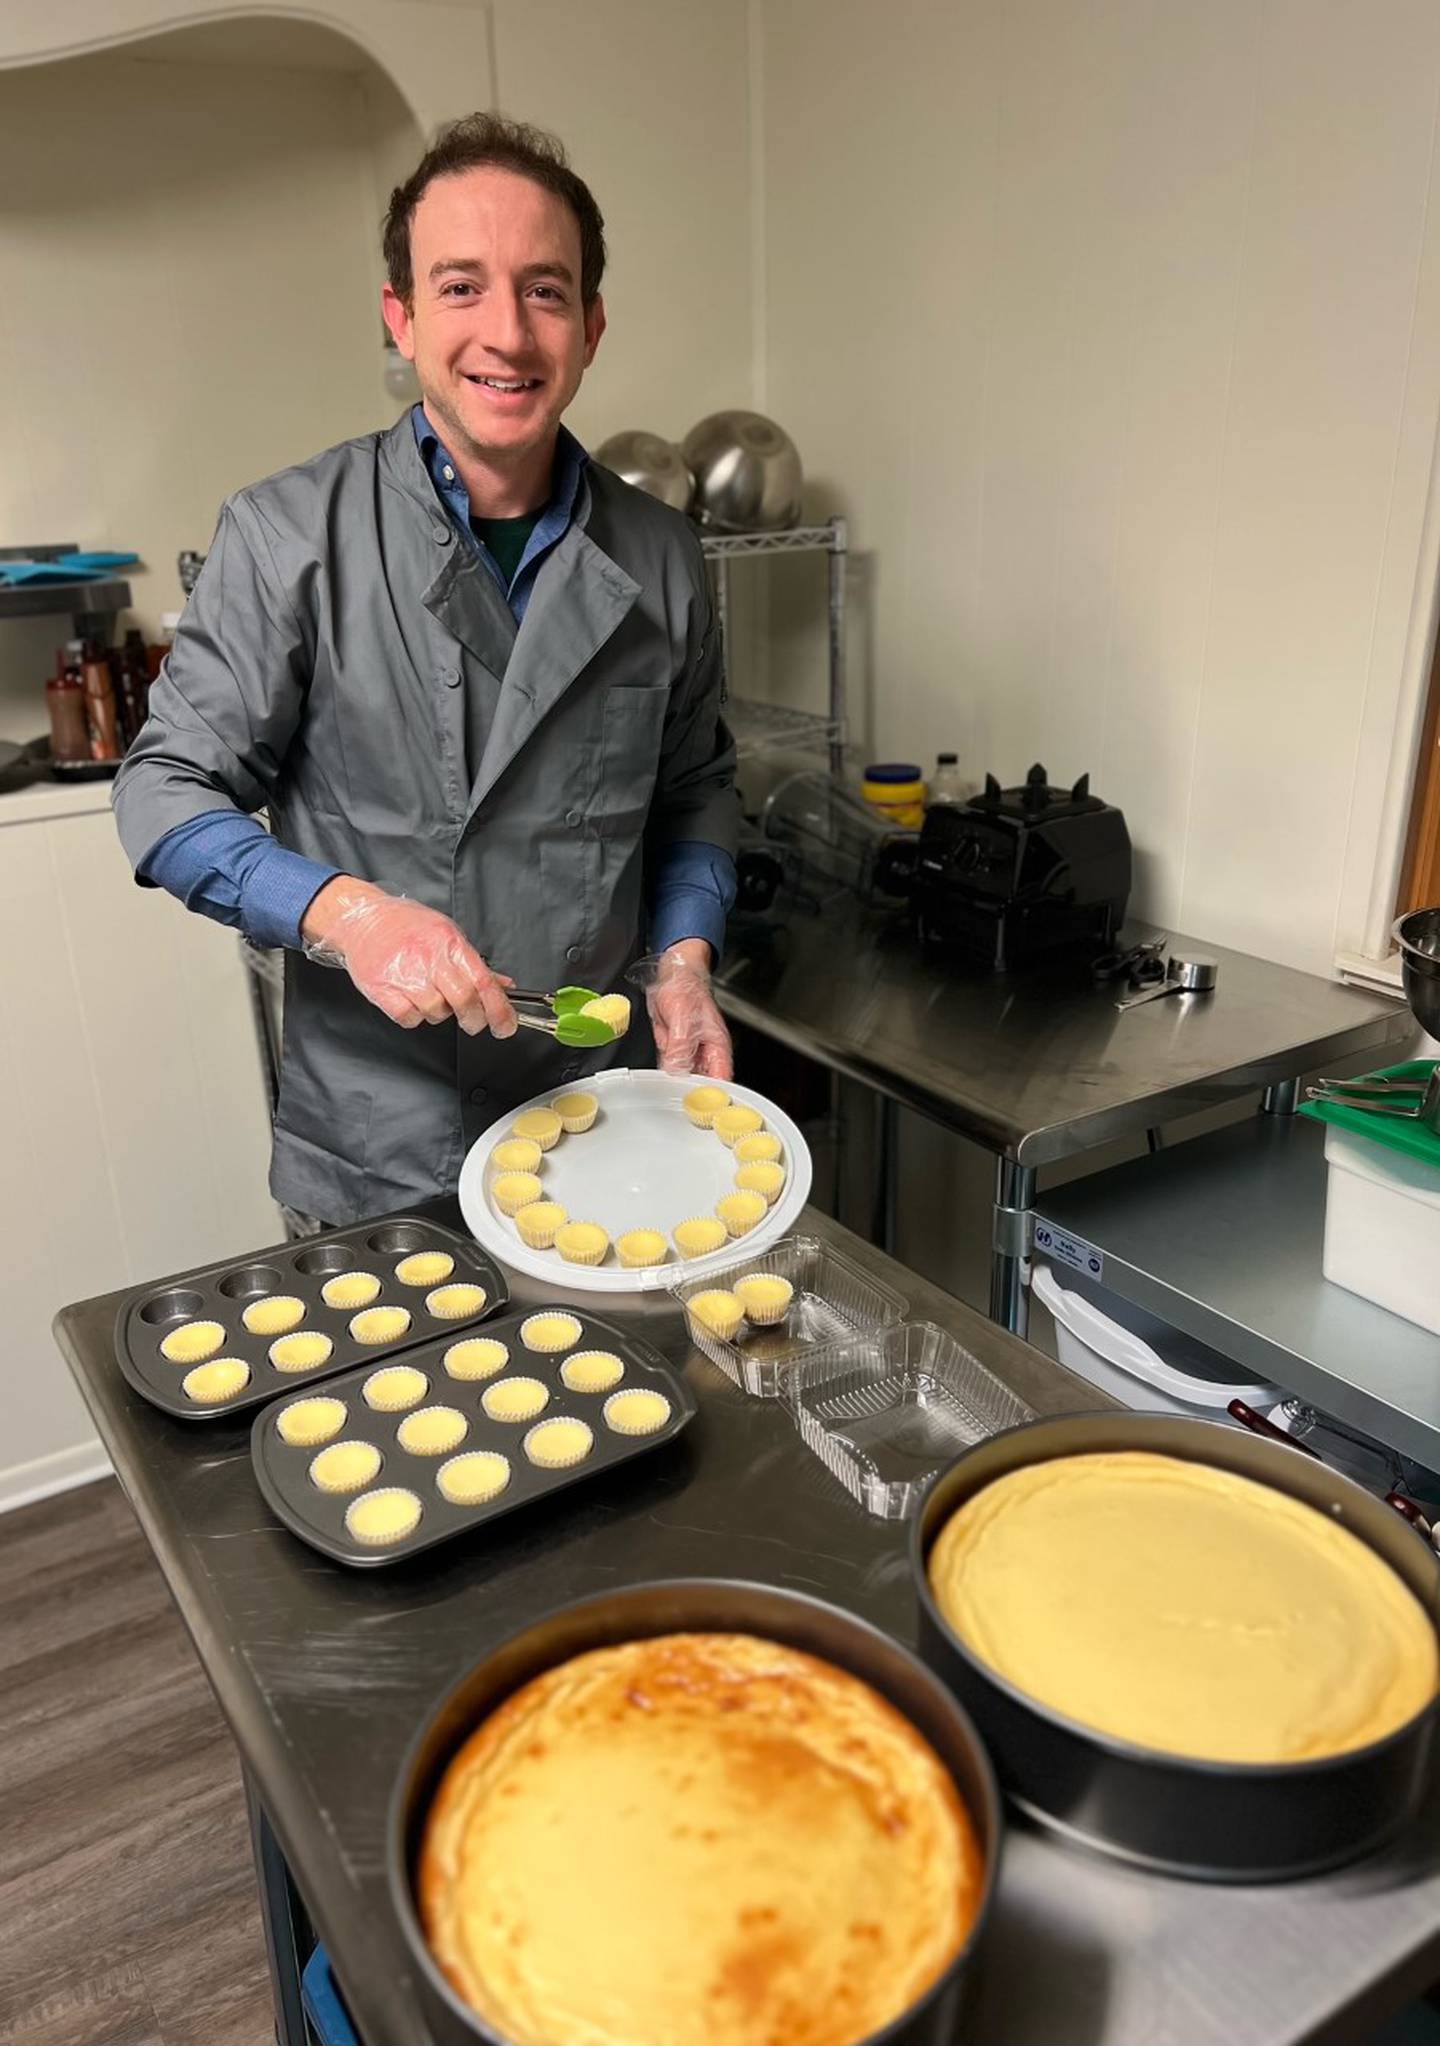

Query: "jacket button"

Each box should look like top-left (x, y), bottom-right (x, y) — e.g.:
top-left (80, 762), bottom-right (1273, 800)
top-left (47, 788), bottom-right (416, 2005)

top-left (565, 944), bottom-right (582, 963)
top-left (440, 666), bottom-right (460, 688)
top-left (468, 1085), bottom-right (487, 1106)
top-left (564, 809), bottom-right (582, 828)
top-left (432, 524), bottom-right (452, 546)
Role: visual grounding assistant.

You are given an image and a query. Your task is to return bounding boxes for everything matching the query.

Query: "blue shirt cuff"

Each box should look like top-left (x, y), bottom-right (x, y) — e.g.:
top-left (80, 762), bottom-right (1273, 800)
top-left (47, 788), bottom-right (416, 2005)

top-left (242, 843), bottom-right (340, 950)
top-left (648, 840), bottom-right (737, 959)
top-left (139, 810), bottom-right (338, 950)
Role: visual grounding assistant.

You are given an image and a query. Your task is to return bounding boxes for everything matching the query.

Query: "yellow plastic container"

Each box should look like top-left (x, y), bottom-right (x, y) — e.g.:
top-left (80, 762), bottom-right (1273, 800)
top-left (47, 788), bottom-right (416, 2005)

top-left (861, 764), bottom-right (927, 829)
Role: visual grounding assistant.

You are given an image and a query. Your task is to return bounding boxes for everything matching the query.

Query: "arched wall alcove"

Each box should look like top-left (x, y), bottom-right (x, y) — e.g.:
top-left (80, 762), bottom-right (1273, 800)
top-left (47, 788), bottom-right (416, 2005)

top-left (0, 2), bottom-right (490, 133)
top-left (0, 9), bottom-right (442, 699)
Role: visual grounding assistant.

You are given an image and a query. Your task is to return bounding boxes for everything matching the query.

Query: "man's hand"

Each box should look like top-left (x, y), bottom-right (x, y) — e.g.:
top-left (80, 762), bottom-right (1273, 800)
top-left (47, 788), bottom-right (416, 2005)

top-left (644, 940), bottom-right (733, 1079)
top-left (301, 878), bottom-right (516, 1037)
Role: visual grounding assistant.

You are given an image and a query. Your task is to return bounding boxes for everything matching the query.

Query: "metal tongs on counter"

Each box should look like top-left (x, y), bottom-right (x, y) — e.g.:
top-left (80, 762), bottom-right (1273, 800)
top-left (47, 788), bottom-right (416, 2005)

top-left (1306, 1065), bottom-right (1440, 1135)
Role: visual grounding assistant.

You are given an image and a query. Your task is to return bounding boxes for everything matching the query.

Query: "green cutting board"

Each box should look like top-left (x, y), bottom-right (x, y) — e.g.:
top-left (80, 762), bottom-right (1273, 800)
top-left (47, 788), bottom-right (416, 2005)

top-left (1298, 1058), bottom-right (1440, 1172)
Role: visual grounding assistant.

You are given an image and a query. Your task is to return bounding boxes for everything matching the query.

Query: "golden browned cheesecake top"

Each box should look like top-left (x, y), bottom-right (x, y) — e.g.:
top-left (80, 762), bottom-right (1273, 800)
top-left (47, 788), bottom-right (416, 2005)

top-left (419, 1630), bottom-right (983, 2046)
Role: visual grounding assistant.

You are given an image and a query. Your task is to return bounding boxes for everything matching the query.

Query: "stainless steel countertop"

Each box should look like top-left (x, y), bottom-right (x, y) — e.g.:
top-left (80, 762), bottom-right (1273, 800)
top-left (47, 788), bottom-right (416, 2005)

top-left (714, 904), bottom-right (1411, 1162)
top-left (55, 1203), bottom-right (1440, 2046)
top-left (1034, 1112), bottom-right (1440, 1472)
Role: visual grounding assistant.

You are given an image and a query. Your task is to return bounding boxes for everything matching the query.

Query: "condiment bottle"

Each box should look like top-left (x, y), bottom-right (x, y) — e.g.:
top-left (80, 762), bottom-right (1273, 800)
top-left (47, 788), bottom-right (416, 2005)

top-left (860, 762), bottom-right (927, 829)
top-left (929, 753), bottom-right (975, 808)
top-left (45, 647), bottom-right (90, 767)
top-left (114, 629), bottom-right (151, 746)
top-left (146, 611), bottom-right (181, 684)
top-left (80, 640), bottom-right (122, 761)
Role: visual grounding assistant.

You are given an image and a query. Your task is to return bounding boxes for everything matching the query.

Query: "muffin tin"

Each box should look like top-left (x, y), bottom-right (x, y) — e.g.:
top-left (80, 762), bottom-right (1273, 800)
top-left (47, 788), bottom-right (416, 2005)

top-left (669, 1234), bottom-right (909, 1398)
top-left (116, 1219), bottom-right (508, 1421)
top-left (250, 1306), bottom-right (697, 1568)
top-left (787, 1321), bottom-right (1035, 1519)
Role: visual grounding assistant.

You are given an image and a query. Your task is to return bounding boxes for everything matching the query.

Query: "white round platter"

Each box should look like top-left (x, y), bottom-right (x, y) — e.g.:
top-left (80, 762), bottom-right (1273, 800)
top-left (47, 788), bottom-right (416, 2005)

top-left (457, 1067), bottom-right (812, 1294)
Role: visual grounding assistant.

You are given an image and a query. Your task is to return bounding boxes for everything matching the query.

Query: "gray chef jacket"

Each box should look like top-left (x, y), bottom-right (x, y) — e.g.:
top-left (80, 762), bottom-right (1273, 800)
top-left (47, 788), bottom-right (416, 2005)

top-left (113, 413), bottom-right (738, 1225)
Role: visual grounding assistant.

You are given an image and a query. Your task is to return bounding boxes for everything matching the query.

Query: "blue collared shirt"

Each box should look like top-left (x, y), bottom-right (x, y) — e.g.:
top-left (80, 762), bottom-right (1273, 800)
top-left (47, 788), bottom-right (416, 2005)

top-left (139, 414), bottom-right (736, 959)
top-left (411, 403), bottom-right (587, 623)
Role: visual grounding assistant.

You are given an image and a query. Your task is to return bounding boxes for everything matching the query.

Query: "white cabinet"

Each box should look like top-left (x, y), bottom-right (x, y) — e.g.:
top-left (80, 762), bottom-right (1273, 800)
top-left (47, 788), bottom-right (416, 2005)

top-left (0, 783), bottom-right (280, 1509)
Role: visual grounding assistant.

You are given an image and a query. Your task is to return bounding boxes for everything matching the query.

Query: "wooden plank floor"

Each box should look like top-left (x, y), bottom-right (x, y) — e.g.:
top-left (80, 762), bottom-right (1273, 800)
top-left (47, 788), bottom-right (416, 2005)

top-left (0, 1479), bottom-right (274, 2046)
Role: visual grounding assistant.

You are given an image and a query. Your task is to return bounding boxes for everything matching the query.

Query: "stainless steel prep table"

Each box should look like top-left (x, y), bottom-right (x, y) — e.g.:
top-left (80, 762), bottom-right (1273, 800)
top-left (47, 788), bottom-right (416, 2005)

top-left (712, 900), bottom-right (1409, 1337)
top-left (56, 1202), bottom-right (1440, 2046)
top-left (1033, 1111), bottom-right (1440, 1472)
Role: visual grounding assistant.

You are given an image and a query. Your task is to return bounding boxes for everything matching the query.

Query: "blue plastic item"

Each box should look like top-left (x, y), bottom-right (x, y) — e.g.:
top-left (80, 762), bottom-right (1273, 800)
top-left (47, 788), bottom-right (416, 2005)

top-left (301, 1944), bottom-right (361, 2046)
top-left (52, 550), bottom-right (140, 572)
top-left (0, 560), bottom-right (104, 585)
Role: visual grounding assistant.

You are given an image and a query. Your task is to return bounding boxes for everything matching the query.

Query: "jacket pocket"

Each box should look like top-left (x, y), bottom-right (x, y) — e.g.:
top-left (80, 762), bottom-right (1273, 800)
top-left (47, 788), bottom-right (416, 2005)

top-left (595, 684), bottom-right (667, 840)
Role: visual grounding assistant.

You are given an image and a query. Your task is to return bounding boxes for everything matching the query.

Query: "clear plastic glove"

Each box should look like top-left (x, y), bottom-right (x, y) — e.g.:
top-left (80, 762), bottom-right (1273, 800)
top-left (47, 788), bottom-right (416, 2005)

top-left (301, 879), bottom-right (516, 1037)
top-left (628, 946), bottom-right (733, 1079)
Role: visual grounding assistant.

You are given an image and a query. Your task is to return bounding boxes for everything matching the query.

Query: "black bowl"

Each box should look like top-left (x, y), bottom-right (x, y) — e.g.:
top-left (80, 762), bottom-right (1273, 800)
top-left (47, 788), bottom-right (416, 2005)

top-left (389, 1578), bottom-right (1004, 2046)
top-left (912, 1413), bottom-right (1440, 1882)
top-left (1394, 907), bottom-right (1440, 1041)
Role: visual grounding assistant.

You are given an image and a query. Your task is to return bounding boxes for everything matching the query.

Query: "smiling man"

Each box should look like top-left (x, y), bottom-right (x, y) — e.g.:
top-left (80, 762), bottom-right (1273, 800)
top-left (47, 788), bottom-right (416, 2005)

top-left (113, 115), bottom-right (738, 1227)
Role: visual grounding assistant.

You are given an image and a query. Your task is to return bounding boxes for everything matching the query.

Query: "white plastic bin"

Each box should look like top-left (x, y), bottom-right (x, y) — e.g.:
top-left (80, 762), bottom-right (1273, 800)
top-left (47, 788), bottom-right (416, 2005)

top-left (1031, 1261), bottom-right (1280, 1421)
top-left (1032, 1260), bottom-right (1430, 1499)
top-left (1322, 1126), bottom-right (1440, 1338)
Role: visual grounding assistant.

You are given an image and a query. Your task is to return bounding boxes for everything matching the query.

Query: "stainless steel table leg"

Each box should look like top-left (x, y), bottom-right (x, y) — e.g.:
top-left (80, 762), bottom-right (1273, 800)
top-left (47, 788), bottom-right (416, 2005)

top-left (871, 1093), bottom-right (899, 1254)
top-left (1261, 1077), bottom-right (1301, 1115)
top-left (244, 1769), bottom-right (313, 2046)
top-left (990, 1157), bottom-right (1037, 1336)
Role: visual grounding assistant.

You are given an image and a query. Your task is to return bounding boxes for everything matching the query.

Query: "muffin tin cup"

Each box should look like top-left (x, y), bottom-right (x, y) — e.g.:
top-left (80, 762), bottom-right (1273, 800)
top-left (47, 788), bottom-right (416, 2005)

top-left (116, 1219), bottom-right (508, 1421)
top-left (787, 1321), bottom-right (1036, 1519)
top-left (387, 1579), bottom-right (1005, 2046)
top-left (250, 1308), bottom-right (696, 1568)
top-left (668, 1233), bottom-right (909, 1398)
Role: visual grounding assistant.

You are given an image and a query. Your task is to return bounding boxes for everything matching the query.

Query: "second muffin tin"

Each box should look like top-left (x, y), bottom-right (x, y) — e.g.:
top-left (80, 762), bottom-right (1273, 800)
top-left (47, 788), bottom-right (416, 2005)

top-left (250, 1306), bottom-right (697, 1567)
top-left (116, 1218), bottom-right (508, 1420)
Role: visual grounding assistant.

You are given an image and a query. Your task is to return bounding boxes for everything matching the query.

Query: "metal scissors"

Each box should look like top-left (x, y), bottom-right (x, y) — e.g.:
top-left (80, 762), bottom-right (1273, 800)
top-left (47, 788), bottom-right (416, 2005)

top-left (1091, 933), bottom-right (1169, 991)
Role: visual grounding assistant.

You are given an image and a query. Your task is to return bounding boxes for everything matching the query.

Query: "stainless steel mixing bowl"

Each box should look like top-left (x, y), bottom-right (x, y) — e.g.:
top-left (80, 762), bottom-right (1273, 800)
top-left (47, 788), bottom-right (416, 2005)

top-left (1394, 907), bottom-right (1440, 1041)
top-left (593, 429), bottom-right (694, 512)
top-left (681, 409), bottom-right (804, 531)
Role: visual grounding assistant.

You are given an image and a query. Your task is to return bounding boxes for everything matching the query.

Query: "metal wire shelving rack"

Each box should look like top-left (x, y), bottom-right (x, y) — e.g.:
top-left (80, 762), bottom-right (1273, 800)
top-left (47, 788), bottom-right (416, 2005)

top-left (699, 518), bottom-right (848, 776)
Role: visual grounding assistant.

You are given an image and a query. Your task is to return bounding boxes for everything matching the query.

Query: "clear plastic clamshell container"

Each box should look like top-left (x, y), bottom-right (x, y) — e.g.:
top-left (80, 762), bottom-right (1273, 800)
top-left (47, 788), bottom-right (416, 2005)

top-left (787, 1320), bottom-right (1035, 1518)
top-left (669, 1234), bottom-right (908, 1399)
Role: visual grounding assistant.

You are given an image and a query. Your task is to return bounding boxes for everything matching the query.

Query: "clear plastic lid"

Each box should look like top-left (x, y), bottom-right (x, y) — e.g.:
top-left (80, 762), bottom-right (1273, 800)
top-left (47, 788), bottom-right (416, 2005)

top-left (787, 1320), bottom-right (1034, 1518)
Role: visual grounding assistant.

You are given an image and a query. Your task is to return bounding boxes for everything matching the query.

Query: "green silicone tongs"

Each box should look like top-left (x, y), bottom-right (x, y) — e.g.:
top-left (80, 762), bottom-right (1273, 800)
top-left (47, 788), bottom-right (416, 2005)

top-left (507, 984), bottom-right (616, 1048)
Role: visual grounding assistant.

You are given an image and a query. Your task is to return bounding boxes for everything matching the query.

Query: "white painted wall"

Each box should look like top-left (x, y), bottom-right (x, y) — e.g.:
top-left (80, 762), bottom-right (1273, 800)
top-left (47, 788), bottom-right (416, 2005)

top-left (0, 39), bottom-right (414, 738)
top-left (756, 0), bottom-right (1440, 974)
top-left (487, 0), bottom-right (769, 688)
top-left (490, 0), bottom-right (753, 451)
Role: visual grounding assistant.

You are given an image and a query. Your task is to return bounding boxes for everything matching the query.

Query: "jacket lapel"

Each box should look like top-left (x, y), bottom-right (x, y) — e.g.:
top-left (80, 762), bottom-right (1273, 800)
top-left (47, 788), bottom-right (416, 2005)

top-left (421, 540), bottom-right (519, 680)
top-left (467, 518), bottom-right (639, 819)
top-left (378, 413), bottom-right (641, 823)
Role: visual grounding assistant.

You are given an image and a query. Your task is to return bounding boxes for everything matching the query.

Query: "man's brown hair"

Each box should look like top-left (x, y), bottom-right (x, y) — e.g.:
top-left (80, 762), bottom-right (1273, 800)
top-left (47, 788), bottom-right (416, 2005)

top-left (383, 112), bottom-right (607, 307)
